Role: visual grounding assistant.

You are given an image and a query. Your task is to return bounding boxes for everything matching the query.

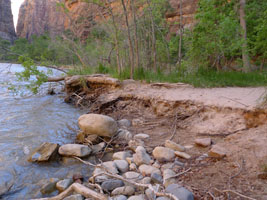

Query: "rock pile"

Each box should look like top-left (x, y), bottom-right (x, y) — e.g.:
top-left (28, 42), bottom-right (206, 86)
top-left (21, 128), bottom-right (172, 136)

top-left (28, 114), bottom-right (228, 200)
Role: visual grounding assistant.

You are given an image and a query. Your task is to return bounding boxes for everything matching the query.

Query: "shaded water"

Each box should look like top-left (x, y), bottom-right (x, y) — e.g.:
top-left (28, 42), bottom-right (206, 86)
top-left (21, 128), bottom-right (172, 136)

top-left (0, 63), bottom-right (89, 199)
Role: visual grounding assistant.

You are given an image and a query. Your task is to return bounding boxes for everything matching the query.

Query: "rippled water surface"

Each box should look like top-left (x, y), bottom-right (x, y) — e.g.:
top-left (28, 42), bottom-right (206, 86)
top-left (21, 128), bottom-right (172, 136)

top-left (0, 63), bottom-right (88, 199)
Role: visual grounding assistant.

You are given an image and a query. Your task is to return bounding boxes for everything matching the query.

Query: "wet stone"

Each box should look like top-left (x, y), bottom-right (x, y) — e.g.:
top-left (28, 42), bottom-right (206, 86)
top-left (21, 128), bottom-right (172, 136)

top-left (165, 184), bottom-right (194, 200)
top-left (28, 142), bottom-right (59, 162)
top-left (101, 179), bottom-right (124, 192)
top-left (63, 194), bottom-right (84, 200)
top-left (111, 195), bottom-right (127, 200)
top-left (145, 187), bottom-right (157, 200)
top-left (128, 194), bottom-right (146, 200)
top-left (56, 179), bottom-right (73, 192)
top-left (0, 170), bottom-right (14, 196)
top-left (151, 172), bottom-right (163, 184)
top-left (91, 168), bottom-right (109, 183)
top-left (91, 142), bottom-right (105, 154)
top-left (139, 177), bottom-right (151, 184)
top-left (157, 197), bottom-right (170, 200)
top-left (133, 146), bottom-right (152, 166)
top-left (123, 172), bottom-right (143, 180)
top-left (111, 186), bottom-right (135, 196)
top-left (40, 178), bottom-right (59, 194)
top-left (58, 144), bottom-right (91, 157)
top-left (102, 161), bottom-right (119, 174)
top-left (114, 160), bottom-right (129, 173)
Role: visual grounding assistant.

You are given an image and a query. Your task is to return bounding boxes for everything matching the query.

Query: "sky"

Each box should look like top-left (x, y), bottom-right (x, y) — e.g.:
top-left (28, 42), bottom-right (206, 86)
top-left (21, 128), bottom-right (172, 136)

top-left (11, 0), bottom-right (24, 29)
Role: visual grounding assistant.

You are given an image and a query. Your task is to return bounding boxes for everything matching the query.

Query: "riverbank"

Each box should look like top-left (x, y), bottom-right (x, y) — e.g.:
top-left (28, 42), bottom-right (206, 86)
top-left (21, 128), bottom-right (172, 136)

top-left (30, 75), bottom-right (266, 199)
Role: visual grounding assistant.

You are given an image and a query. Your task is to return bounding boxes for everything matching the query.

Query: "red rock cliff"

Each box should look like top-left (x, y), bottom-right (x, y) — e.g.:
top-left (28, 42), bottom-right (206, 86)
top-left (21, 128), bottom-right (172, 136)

top-left (16, 0), bottom-right (65, 39)
top-left (0, 0), bottom-right (16, 41)
top-left (16, 0), bottom-right (199, 39)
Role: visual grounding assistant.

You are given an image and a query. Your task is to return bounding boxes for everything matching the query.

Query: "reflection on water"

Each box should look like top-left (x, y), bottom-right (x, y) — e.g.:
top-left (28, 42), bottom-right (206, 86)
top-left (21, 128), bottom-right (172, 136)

top-left (0, 63), bottom-right (88, 199)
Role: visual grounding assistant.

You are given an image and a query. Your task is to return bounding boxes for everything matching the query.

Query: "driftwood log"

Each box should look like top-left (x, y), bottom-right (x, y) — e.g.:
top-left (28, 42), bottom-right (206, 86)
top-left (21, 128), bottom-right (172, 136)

top-left (31, 183), bottom-right (108, 200)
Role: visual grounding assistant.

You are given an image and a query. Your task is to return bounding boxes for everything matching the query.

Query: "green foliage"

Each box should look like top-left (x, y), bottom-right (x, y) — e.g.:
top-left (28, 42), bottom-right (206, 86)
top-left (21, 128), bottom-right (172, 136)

top-left (16, 56), bottom-right (48, 94)
top-left (187, 0), bottom-right (242, 70)
top-left (2, 0), bottom-right (267, 94)
top-left (0, 38), bottom-right (12, 60)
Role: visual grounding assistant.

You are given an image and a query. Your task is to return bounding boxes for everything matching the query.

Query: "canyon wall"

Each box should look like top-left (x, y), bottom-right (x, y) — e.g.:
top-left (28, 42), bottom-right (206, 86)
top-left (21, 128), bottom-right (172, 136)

top-left (16, 0), bottom-right (65, 39)
top-left (0, 0), bottom-right (16, 42)
top-left (16, 0), bottom-right (199, 39)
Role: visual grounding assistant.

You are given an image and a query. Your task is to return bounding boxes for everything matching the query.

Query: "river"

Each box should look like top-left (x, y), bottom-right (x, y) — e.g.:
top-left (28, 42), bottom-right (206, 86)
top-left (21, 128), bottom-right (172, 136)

top-left (0, 63), bottom-right (89, 199)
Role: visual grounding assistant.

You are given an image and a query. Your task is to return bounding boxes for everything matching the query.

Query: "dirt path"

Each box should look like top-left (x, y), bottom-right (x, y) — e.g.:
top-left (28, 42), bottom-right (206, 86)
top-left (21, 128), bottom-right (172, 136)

top-left (121, 81), bottom-right (266, 110)
top-left (66, 77), bottom-right (267, 199)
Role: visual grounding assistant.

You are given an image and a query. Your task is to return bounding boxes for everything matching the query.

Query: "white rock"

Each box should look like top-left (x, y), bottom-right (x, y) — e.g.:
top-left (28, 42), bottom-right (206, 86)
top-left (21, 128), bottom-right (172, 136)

top-left (114, 160), bottom-right (129, 173)
top-left (91, 142), bottom-right (105, 154)
top-left (163, 169), bottom-right (176, 187)
top-left (139, 164), bottom-right (161, 176)
top-left (102, 161), bottom-right (119, 174)
top-left (139, 177), bottom-right (151, 184)
top-left (113, 151), bottom-right (132, 160)
top-left (128, 139), bottom-right (145, 151)
top-left (174, 151), bottom-right (191, 159)
top-left (133, 146), bottom-right (152, 166)
top-left (128, 194), bottom-right (146, 200)
top-left (116, 129), bottom-right (133, 141)
top-left (165, 140), bottom-right (185, 152)
top-left (134, 133), bottom-right (150, 140)
top-left (129, 163), bottom-right (137, 171)
top-left (118, 119), bottom-right (132, 128)
top-left (123, 172), bottom-right (143, 180)
top-left (78, 114), bottom-right (118, 137)
top-left (208, 145), bottom-right (226, 158)
top-left (56, 179), bottom-right (73, 192)
top-left (195, 138), bottom-right (212, 147)
top-left (111, 186), bottom-right (135, 196)
top-left (152, 147), bottom-right (175, 162)
top-left (58, 144), bottom-right (91, 157)
top-left (92, 168), bottom-right (109, 183)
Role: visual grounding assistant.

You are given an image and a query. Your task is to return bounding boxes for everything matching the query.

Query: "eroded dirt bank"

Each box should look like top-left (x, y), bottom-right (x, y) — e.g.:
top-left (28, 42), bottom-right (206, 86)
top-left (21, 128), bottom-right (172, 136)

top-left (65, 75), bottom-right (267, 199)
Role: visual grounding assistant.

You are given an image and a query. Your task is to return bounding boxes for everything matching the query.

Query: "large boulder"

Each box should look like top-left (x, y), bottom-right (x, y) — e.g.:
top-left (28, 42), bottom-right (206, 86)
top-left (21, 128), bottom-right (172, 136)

top-left (152, 147), bottom-right (175, 162)
top-left (78, 114), bottom-right (118, 137)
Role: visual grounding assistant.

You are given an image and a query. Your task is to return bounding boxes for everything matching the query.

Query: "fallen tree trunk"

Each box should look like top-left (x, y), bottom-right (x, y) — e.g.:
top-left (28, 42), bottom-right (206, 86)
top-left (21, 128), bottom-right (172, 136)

top-left (31, 183), bottom-right (108, 200)
top-left (47, 77), bottom-right (66, 82)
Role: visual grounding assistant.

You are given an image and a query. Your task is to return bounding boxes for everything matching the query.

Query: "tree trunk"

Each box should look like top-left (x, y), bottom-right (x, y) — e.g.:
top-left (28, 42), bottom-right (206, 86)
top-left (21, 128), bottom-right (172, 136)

top-left (107, 0), bottom-right (122, 74)
top-left (146, 0), bottom-right (157, 72)
top-left (130, 0), bottom-right (140, 69)
top-left (239, 0), bottom-right (250, 72)
top-left (177, 0), bottom-right (183, 69)
top-left (121, 0), bottom-right (135, 79)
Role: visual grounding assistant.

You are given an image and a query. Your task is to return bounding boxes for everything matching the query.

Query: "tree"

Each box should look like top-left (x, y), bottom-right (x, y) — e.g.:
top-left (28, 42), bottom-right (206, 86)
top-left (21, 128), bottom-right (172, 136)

top-left (121, 0), bottom-right (135, 79)
top-left (239, 0), bottom-right (250, 72)
top-left (187, 0), bottom-right (242, 70)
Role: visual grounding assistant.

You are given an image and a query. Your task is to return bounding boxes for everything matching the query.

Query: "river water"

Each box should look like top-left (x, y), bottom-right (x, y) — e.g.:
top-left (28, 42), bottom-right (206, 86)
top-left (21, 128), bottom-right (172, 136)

top-left (0, 63), bottom-right (88, 199)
